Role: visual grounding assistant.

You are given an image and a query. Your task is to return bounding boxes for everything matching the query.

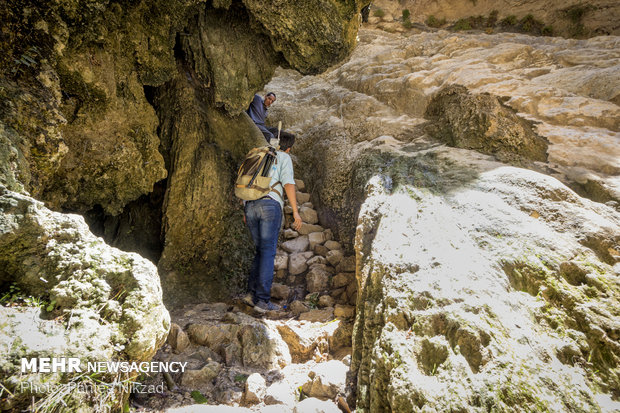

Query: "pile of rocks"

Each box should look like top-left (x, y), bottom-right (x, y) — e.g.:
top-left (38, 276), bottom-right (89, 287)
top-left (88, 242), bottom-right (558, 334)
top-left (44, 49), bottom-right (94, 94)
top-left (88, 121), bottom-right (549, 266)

top-left (135, 179), bottom-right (357, 412)
top-left (272, 178), bottom-right (357, 322)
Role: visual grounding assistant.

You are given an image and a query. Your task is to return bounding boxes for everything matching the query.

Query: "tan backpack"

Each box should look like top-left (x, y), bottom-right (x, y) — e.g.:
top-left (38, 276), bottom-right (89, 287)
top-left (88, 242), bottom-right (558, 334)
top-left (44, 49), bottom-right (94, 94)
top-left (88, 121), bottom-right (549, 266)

top-left (234, 145), bottom-right (281, 200)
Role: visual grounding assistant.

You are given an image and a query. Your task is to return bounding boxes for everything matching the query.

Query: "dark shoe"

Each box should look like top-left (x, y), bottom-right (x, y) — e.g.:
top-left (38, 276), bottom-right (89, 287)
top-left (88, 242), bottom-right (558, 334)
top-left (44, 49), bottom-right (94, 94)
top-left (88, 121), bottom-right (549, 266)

top-left (254, 300), bottom-right (281, 312)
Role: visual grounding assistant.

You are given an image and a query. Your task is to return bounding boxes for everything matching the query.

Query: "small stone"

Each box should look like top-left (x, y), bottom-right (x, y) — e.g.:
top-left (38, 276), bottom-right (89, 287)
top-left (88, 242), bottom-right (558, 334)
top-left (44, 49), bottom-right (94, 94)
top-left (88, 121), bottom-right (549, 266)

top-left (244, 373), bottom-right (266, 405)
top-left (330, 287), bottom-right (346, 298)
top-left (295, 179), bottom-right (305, 191)
top-left (289, 300), bottom-right (310, 315)
top-left (301, 360), bottom-right (348, 400)
top-left (318, 295), bottom-right (335, 308)
top-left (326, 250), bottom-right (343, 266)
top-left (308, 232), bottom-right (327, 249)
top-left (306, 265), bottom-right (331, 293)
top-left (289, 251), bottom-right (314, 275)
top-left (274, 253), bottom-right (288, 271)
top-left (287, 275), bottom-right (297, 284)
top-left (334, 304), bottom-right (355, 318)
top-left (299, 307), bottom-right (334, 322)
top-left (282, 236), bottom-right (309, 253)
top-left (299, 207), bottom-right (319, 224)
top-left (307, 255), bottom-right (327, 267)
top-left (324, 240), bottom-right (342, 250)
top-left (271, 283), bottom-right (291, 300)
top-left (346, 281), bottom-right (357, 297)
top-left (298, 223), bottom-right (324, 235)
top-left (296, 192), bottom-right (311, 204)
top-left (284, 229), bottom-right (299, 239)
top-left (302, 202), bottom-right (313, 208)
top-left (181, 361), bottom-right (222, 388)
top-left (284, 205), bottom-right (294, 214)
top-left (324, 229), bottom-right (333, 241)
top-left (276, 269), bottom-right (287, 281)
top-left (168, 323), bottom-right (190, 353)
top-left (332, 272), bottom-right (355, 289)
top-left (314, 244), bottom-right (329, 257)
top-left (336, 256), bottom-right (355, 272)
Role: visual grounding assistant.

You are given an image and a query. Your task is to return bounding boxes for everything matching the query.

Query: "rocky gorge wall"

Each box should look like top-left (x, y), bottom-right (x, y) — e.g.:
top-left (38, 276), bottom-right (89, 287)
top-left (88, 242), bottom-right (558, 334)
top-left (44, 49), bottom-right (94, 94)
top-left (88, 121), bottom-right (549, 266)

top-left (265, 28), bottom-right (620, 411)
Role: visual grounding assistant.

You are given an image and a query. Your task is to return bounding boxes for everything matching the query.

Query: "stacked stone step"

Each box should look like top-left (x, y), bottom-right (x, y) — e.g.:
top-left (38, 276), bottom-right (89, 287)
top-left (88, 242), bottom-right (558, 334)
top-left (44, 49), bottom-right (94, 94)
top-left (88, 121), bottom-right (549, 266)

top-left (270, 178), bottom-right (357, 322)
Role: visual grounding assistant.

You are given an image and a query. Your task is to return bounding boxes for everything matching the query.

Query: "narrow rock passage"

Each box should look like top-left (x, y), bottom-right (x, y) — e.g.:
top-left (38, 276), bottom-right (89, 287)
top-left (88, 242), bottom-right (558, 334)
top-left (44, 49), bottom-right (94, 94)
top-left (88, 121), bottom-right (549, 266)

top-left (135, 179), bottom-right (357, 412)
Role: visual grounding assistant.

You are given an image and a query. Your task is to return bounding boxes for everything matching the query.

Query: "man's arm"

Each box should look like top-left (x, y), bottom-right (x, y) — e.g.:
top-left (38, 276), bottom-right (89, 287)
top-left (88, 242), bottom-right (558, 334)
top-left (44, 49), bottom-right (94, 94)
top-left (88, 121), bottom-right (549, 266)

top-left (284, 183), bottom-right (302, 231)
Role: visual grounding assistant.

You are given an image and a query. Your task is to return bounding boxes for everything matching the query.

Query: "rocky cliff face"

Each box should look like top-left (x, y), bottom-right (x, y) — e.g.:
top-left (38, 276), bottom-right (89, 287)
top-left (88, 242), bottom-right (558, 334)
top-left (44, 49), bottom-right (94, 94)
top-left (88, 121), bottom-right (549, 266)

top-left (265, 28), bottom-right (620, 411)
top-left (0, 0), bottom-right (363, 304)
top-left (369, 0), bottom-right (619, 37)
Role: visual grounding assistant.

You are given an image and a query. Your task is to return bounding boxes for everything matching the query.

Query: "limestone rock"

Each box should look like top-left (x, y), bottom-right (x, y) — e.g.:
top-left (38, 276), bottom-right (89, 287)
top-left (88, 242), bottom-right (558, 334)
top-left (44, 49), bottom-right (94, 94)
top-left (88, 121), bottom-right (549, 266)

top-left (168, 323), bottom-right (190, 353)
top-left (298, 223), bottom-right (324, 235)
top-left (266, 28), bottom-right (620, 412)
top-left (289, 251), bottom-right (314, 275)
top-left (295, 179), bottom-right (306, 191)
top-left (299, 206), bottom-right (319, 224)
top-left (282, 235), bottom-right (310, 253)
top-left (307, 255), bottom-right (327, 267)
top-left (326, 249), bottom-right (344, 266)
top-left (425, 85), bottom-right (548, 164)
top-left (318, 295), bottom-right (335, 308)
top-left (328, 321), bottom-right (354, 351)
top-left (265, 381), bottom-right (297, 407)
top-left (296, 191), bottom-right (311, 204)
top-left (181, 361), bottom-right (222, 389)
top-left (336, 256), bottom-right (356, 273)
top-left (271, 283), bottom-right (291, 300)
top-left (289, 300), bottom-right (311, 316)
top-left (299, 308), bottom-right (334, 323)
top-left (284, 229), bottom-right (299, 239)
top-left (274, 253), bottom-right (289, 271)
top-left (243, 373), bottom-right (266, 405)
top-left (324, 240), bottom-right (342, 250)
top-left (306, 265), bottom-right (331, 293)
top-left (302, 360), bottom-right (348, 400)
top-left (314, 244), bottom-right (329, 257)
top-left (308, 231), bottom-right (327, 249)
top-left (332, 273), bottom-right (355, 289)
top-left (0, 189), bottom-right (170, 409)
top-left (334, 304), bottom-right (355, 319)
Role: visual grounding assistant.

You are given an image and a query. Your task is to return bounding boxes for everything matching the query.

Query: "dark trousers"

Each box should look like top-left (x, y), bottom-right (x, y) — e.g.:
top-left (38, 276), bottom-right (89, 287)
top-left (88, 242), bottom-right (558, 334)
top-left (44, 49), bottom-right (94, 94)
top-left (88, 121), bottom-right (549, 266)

top-left (244, 197), bottom-right (282, 303)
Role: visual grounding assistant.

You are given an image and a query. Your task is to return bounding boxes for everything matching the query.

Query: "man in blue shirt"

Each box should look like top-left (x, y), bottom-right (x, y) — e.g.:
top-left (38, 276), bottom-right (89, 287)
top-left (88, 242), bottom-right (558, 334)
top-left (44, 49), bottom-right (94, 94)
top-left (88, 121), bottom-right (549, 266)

top-left (244, 132), bottom-right (302, 312)
top-left (247, 92), bottom-right (279, 142)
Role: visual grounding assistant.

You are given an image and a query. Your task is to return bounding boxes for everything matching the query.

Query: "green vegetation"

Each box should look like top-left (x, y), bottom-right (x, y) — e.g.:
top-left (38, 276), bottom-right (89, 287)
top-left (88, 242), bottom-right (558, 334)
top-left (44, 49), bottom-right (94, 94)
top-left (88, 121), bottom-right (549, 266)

top-left (190, 390), bottom-right (209, 404)
top-left (563, 5), bottom-right (591, 38)
top-left (501, 15), bottom-right (518, 26)
top-left (0, 283), bottom-right (55, 311)
top-left (373, 8), bottom-right (385, 18)
top-left (452, 18), bottom-right (473, 31)
top-left (401, 9), bottom-right (412, 29)
top-left (426, 15), bottom-right (446, 28)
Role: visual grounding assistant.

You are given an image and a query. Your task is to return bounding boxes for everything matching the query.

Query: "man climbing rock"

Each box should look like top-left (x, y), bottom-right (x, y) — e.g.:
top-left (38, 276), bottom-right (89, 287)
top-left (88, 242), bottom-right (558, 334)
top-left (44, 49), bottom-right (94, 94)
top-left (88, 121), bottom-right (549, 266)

top-left (246, 92), bottom-right (279, 142)
top-left (244, 132), bottom-right (302, 311)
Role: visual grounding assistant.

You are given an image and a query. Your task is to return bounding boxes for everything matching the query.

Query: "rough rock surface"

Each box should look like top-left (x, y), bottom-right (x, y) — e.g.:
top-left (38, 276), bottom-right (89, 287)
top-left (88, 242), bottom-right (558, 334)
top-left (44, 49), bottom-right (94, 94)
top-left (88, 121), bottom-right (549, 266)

top-left (369, 0), bottom-right (619, 37)
top-left (265, 29), bottom-right (620, 411)
top-left (0, 187), bottom-right (170, 410)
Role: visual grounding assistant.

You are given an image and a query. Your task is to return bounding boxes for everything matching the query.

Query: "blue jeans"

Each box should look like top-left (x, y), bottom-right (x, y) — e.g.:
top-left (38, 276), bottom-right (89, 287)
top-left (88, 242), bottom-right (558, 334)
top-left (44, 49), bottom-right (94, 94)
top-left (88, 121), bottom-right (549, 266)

top-left (244, 198), bottom-right (282, 303)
